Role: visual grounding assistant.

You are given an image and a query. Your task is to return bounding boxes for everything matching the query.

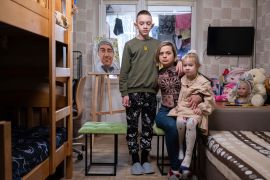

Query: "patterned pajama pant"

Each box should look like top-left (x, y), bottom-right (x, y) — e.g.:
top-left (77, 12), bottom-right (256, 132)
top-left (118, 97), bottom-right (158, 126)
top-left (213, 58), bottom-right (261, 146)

top-left (125, 92), bottom-right (157, 154)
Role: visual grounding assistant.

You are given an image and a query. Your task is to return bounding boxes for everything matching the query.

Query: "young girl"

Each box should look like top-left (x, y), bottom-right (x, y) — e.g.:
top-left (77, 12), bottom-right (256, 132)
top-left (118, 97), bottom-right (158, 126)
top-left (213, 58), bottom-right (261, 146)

top-left (155, 42), bottom-right (202, 179)
top-left (168, 50), bottom-right (215, 176)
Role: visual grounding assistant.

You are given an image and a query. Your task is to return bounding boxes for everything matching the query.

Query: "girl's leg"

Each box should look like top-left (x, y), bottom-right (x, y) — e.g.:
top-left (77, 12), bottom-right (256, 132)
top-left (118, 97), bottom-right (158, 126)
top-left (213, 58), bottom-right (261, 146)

top-left (155, 106), bottom-right (180, 171)
top-left (176, 117), bottom-right (186, 161)
top-left (181, 118), bottom-right (198, 168)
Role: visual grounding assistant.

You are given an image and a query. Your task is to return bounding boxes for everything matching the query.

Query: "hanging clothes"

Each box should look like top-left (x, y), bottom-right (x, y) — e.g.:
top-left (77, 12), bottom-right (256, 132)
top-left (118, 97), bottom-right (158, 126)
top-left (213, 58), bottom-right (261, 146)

top-left (113, 18), bottom-right (124, 36)
top-left (175, 13), bottom-right (191, 29)
top-left (173, 34), bottom-right (182, 50)
top-left (158, 15), bottom-right (175, 35)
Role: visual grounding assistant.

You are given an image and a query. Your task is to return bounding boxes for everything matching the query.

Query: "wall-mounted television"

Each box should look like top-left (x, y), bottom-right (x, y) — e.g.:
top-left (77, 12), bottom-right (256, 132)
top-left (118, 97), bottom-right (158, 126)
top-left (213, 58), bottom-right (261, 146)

top-left (207, 26), bottom-right (255, 56)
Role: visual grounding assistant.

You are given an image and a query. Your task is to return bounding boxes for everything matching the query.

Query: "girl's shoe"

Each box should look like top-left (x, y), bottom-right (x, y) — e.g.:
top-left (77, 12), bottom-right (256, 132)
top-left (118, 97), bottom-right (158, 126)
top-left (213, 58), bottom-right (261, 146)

top-left (180, 166), bottom-right (192, 180)
top-left (167, 169), bottom-right (181, 180)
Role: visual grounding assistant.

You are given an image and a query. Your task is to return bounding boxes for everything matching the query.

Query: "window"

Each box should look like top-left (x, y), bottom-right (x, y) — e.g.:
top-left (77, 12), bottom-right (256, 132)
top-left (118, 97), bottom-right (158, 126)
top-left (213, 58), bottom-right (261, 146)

top-left (148, 5), bottom-right (193, 59)
top-left (99, 0), bottom-right (196, 64)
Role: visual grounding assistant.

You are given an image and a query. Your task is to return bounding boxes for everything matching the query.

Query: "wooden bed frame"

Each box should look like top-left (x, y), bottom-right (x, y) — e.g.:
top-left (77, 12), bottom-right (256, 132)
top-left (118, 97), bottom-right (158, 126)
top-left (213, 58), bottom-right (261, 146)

top-left (0, 0), bottom-right (73, 179)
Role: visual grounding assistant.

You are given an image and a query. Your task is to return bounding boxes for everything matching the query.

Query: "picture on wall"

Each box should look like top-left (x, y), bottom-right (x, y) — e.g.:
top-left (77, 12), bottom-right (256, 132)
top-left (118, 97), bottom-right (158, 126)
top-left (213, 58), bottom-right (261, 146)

top-left (93, 36), bottom-right (120, 74)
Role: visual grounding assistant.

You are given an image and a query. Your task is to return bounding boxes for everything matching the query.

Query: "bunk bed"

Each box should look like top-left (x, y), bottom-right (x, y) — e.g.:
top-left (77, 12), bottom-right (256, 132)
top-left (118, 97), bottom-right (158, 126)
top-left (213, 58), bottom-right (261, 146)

top-left (0, 0), bottom-right (74, 179)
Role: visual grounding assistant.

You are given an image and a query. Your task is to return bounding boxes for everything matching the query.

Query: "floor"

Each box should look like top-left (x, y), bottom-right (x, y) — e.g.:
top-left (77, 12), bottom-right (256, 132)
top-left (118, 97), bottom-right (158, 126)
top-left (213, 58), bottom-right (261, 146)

top-left (68, 135), bottom-right (169, 180)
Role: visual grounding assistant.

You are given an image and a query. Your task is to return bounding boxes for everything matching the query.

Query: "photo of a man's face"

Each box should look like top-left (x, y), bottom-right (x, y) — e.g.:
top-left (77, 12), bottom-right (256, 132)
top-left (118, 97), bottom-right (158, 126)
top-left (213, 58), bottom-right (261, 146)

top-left (93, 37), bottom-right (120, 74)
top-left (98, 42), bottom-right (114, 67)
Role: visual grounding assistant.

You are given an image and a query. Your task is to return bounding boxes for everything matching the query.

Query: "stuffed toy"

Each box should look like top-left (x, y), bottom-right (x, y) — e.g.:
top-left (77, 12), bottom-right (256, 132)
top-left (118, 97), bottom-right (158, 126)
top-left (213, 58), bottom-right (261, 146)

top-left (265, 77), bottom-right (270, 94)
top-left (244, 68), bottom-right (267, 106)
top-left (215, 67), bottom-right (246, 102)
top-left (264, 76), bottom-right (270, 104)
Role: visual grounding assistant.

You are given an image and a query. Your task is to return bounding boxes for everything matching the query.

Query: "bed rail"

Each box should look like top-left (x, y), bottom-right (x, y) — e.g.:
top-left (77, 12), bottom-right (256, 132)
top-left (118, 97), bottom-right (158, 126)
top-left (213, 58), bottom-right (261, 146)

top-left (0, 121), bottom-right (12, 180)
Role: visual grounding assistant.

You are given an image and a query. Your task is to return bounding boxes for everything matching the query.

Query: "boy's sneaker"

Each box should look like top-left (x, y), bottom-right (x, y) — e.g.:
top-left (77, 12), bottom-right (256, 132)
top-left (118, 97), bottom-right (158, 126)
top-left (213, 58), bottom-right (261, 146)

top-left (168, 169), bottom-right (181, 180)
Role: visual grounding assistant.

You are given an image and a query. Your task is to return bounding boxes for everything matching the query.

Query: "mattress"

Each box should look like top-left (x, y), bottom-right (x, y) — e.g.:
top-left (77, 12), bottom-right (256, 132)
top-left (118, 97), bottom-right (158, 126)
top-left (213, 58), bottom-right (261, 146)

top-left (206, 131), bottom-right (270, 180)
top-left (12, 126), bottom-right (66, 179)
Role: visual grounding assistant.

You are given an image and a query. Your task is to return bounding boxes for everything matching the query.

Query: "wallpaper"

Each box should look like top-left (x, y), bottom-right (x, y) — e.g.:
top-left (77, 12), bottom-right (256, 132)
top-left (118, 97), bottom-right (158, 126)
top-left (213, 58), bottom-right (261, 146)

top-left (256, 0), bottom-right (270, 76)
top-left (200, 0), bottom-right (257, 78)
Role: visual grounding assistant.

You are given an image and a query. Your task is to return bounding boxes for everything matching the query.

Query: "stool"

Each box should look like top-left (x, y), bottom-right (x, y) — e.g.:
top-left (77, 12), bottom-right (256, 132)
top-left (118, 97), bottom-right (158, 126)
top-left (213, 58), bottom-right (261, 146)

top-left (78, 121), bottom-right (127, 176)
top-left (153, 124), bottom-right (200, 176)
top-left (153, 123), bottom-right (170, 175)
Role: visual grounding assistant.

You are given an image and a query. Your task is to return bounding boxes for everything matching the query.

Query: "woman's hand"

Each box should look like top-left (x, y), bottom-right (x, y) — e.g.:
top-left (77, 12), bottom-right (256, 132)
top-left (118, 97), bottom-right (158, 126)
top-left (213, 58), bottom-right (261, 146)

top-left (176, 61), bottom-right (184, 76)
top-left (193, 108), bottom-right (202, 115)
top-left (188, 94), bottom-right (203, 109)
top-left (122, 96), bottom-right (130, 107)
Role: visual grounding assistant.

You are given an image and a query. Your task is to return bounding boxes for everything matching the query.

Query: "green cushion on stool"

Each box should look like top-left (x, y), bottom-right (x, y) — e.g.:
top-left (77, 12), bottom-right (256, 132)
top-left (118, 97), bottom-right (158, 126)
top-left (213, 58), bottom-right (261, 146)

top-left (153, 123), bottom-right (165, 135)
top-left (78, 122), bottom-right (127, 134)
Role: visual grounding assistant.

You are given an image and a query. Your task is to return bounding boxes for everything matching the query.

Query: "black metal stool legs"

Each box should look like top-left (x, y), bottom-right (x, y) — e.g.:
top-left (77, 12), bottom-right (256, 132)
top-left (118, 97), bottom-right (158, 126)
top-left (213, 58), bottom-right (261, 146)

top-left (84, 134), bottom-right (118, 176)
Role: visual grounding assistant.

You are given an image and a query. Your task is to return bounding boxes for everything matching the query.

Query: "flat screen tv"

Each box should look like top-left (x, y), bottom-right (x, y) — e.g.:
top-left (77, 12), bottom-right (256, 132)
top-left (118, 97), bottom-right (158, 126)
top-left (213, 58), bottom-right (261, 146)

top-left (207, 26), bottom-right (255, 56)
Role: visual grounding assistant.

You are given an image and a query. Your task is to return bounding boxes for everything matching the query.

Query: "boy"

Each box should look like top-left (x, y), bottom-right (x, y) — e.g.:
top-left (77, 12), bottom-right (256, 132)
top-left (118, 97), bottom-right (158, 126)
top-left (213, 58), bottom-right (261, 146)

top-left (119, 10), bottom-right (160, 175)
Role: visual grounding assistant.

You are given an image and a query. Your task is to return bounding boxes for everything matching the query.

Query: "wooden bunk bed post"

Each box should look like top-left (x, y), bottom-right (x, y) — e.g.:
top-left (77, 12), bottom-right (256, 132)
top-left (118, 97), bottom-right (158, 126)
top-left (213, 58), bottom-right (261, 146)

top-left (48, 0), bottom-right (57, 175)
top-left (0, 121), bottom-right (12, 180)
top-left (65, 0), bottom-right (73, 178)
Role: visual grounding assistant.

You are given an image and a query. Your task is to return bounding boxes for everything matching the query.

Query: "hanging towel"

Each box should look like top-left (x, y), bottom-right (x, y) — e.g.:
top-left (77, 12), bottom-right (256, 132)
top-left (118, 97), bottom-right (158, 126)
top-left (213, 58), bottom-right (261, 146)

top-left (113, 18), bottom-right (124, 36)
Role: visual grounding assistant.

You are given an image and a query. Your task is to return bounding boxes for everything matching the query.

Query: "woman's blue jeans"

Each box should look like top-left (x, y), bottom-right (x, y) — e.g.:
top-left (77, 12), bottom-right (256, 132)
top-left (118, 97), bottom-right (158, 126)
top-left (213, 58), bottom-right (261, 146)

top-left (155, 105), bottom-right (180, 171)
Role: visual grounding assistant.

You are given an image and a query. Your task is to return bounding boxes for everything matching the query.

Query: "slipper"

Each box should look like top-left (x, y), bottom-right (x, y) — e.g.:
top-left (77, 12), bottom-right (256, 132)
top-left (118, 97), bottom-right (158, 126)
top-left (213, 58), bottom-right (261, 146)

top-left (131, 162), bottom-right (144, 175)
top-left (180, 166), bottom-right (192, 179)
top-left (168, 169), bottom-right (181, 180)
top-left (142, 162), bottom-right (154, 174)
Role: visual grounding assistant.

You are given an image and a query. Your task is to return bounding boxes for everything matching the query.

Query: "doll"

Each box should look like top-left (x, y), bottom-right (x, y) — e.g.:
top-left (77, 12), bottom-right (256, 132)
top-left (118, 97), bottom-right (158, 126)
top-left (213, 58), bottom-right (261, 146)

top-left (234, 80), bottom-right (252, 104)
top-left (228, 74), bottom-right (253, 104)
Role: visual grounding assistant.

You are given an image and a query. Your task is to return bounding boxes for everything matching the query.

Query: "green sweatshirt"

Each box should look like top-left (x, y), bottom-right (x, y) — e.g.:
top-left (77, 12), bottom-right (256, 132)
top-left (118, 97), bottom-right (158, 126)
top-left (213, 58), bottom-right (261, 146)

top-left (119, 37), bottom-right (160, 96)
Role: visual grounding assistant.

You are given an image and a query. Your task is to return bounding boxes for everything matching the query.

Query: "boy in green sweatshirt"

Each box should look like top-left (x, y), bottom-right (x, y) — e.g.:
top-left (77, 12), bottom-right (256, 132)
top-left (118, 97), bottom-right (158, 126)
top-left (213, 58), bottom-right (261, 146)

top-left (119, 10), bottom-right (160, 175)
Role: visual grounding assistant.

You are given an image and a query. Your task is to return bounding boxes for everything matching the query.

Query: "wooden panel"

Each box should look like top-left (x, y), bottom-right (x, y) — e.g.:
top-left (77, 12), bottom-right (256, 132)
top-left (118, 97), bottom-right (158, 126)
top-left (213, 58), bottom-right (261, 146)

top-left (56, 77), bottom-right (68, 82)
top-left (22, 159), bottom-right (49, 180)
top-left (55, 0), bottom-right (62, 12)
top-left (11, 0), bottom-right (48, 18)
top-left (0, 121), bottom-right (12, 180)
top-left (56, 106), bottom-right (71, 121)
top-left (0, 91), bottom-right (66, 108)
top-left (0, 0), bottom-right (49, 37)
top-left (55, 143), bottom-right (67, 166)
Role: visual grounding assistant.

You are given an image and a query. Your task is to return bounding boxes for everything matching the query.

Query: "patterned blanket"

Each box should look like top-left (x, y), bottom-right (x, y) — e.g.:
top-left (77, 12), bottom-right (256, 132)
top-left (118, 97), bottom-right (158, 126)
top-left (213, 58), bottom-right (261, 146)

top-left (12, 126), bottom-right (66, 180)
top-left (206, 131), bottom-right (270, 180)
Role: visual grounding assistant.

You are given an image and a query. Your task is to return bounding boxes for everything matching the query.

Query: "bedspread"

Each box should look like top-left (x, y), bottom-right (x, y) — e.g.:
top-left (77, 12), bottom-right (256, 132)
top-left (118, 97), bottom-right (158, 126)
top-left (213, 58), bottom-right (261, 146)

top-left (12, 126), bottom-right (66, 180)
top-left (206, 131), bottom-right (270, 180)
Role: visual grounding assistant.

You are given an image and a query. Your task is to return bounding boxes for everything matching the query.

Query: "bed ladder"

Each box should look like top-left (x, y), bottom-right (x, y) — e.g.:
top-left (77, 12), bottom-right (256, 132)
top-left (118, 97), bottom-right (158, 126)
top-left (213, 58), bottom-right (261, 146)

top-left (49, 0), bottom-right (73, 178)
